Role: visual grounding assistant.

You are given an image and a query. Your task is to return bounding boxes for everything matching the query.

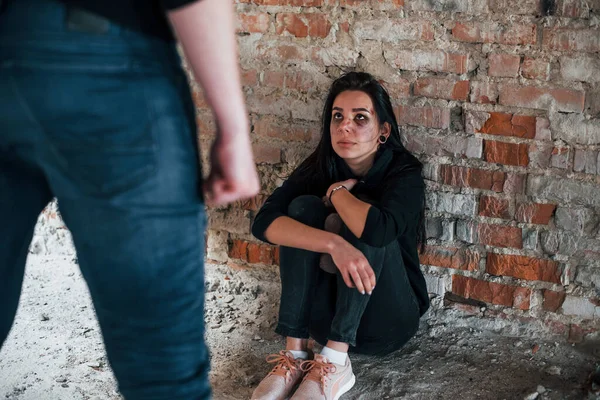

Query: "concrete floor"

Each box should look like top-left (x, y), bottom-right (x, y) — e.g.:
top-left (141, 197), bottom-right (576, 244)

top-left (0, 255), bottom-right (599, 400)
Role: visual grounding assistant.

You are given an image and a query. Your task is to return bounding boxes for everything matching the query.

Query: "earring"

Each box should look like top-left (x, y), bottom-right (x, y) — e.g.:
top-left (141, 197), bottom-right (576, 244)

top-left (378, 135), bottom-right (388, 144)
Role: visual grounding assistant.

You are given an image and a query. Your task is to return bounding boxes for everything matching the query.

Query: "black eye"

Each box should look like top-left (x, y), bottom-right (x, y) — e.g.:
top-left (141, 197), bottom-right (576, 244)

top-left (333, 112), bottom-right (343, 120)
top-left (355, 114), bottom-right (367, 121)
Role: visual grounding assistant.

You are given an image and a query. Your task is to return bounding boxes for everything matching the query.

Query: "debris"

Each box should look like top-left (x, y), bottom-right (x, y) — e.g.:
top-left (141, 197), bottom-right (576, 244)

top-left (546, 366), bottom-right (561, 376)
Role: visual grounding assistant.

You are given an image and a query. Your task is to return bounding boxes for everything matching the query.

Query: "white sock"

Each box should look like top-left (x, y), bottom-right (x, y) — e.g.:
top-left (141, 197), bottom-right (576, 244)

top-left (289, 350), bottom-right (308, 360)
top-left (320, 346), bottom-right (347, 365)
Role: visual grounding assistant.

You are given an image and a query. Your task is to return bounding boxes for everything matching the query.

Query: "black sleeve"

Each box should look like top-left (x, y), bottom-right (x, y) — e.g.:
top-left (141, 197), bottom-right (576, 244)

top-left (251, 174), bottom-right (313, 244)
top-left (161, 0), bottom-right (201, 10)
top-left (360, 169), bottom-right (424, 248)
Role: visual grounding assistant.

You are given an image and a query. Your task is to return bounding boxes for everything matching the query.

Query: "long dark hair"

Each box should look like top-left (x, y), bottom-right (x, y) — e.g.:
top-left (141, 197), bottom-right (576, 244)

top-left (295, 71), bottom-right (426, 251)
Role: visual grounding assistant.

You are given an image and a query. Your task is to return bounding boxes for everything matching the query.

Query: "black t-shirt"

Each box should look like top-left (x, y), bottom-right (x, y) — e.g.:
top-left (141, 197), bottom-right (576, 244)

top-left (57, 0), bottom-right (200, 40)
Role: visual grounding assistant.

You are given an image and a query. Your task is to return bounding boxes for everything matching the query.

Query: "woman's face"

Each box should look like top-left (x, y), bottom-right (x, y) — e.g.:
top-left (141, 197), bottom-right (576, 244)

top-left (330, 90), bottom-right (389, 163)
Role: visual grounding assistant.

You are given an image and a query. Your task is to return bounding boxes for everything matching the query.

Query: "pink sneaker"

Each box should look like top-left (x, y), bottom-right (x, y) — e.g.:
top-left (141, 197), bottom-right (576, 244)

top-left (291, 354), bottom-right (356, 400)
top-left (251, 350), bottom-right (311, 400)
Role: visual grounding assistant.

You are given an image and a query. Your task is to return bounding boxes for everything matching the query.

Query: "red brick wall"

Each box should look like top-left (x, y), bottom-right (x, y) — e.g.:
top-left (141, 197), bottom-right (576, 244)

top-left (194, 0), bottom-right (600, 342)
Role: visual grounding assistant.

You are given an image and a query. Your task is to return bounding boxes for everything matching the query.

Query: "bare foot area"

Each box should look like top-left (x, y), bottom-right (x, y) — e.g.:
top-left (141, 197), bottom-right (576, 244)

top-left (1, 254), bottom-right (599, 400)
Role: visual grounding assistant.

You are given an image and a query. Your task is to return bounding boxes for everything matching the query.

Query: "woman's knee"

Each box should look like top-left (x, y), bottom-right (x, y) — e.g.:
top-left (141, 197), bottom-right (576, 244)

top-left (287, 195), bottom-right (327, 227)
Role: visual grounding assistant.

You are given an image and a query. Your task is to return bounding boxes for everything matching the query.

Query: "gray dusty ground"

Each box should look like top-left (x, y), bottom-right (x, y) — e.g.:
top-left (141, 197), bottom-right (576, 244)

top-left (1, 253), bottom-right (599, 400)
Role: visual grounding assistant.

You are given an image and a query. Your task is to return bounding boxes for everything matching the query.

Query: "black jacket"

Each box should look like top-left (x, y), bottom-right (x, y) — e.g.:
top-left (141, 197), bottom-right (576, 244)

top-left (251, 147), bottom-right (430, 316)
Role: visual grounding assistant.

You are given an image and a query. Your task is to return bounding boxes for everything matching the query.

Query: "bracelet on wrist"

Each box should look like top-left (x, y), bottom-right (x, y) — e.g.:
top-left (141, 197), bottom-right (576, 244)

top-left (328, 185), bottom-right (347, 204)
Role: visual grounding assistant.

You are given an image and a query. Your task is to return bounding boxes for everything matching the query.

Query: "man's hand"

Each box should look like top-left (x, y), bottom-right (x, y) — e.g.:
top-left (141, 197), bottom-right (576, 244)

top-left (204, 133), bottom-right (260, 206)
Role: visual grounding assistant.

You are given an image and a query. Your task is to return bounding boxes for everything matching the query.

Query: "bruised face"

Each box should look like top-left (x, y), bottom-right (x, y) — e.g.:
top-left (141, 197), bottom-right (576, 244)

top-left (330, 90), bottom-right (390, 165)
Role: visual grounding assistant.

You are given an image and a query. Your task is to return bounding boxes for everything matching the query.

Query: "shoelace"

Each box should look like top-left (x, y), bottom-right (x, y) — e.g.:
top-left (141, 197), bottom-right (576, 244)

top-left (300, 358), bottom-right (337, 395)
top-left (266, 351), bottom-right (299, 383)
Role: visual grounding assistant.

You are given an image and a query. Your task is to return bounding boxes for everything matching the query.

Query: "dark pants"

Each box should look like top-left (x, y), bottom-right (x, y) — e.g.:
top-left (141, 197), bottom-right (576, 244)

top-left (275, 196), bottom-right (422, 356)
top-left (0, 1), bottom-right (211, 399)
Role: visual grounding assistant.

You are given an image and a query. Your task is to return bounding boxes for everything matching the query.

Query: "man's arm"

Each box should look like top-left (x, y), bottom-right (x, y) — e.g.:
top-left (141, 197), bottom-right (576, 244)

top-left (168, 0), bottom-right (259, 205)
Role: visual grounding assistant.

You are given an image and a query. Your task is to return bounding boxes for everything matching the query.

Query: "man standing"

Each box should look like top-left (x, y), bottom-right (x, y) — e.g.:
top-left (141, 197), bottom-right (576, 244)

top-left (0, 0), bottom-right (259, 398)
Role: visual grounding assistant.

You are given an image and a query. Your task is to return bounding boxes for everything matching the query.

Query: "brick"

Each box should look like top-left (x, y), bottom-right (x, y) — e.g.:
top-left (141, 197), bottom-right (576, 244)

top-left (385, 49), bottom-right (468, 74)
top-left (489, 0), bottom-right (540, 14)
top-left (522, 228), bottom-right (539, 250)
top-left (256, 43), bottom-right (309, 64)
top-left (554, 207), bottom-right (599, 234)
top-left (516, 203), bottom-right (556, 225)
top-left (419, 246), bottom-right (480, 271)
top-left (284, 71), bottom-right (323, 92)
top-left (403, 133), bottom-right (482, 158)
top-left (237, 13), bottom-right (270, 34)
top-left (247, 242), bottom-right (275, 264)
top-left (382, 77), bottom-right (411, 99)
top-left (276, 13), bottom-right (331, 38)
top-left (426, 217), bottom-right (443, 239)
top-left (408, 0), bottom-right (487, 12)
top-left (521, 57), bottom-right (550, 81)
top-left (561, 296), bottom-right (598, 317)
top-left (476, 112), bottom-right (536, 139)
top-left (311, 46), bottom-right (360, 67)
top-left (543, 28), bottom-right (600, 52)
top-left (575, 263), bottom-right (600, 289)
top-left (499, 85), bottom-right (585, 113)
top-left (484, 140), bottom-right (529, 167)
top-left (229, 239), bottom-right (249, 261)
top-left (241, 69), bottom-right (259, 87)
top-left (551, 146), bottom-right (570, 169)
top-left (479, 195), bottom-right (511, 219)
top-left (263, 71), bottom-right (285, 88)
top-left (528, 143), bottom-right (553, 168)
top-left (456, 220), bottom-right (478, 243)
top-left (470, 81), bottom-right (498, 104)
top-left (354, 19), bottom-right (434, 42)
top-left (540, 230), bottom-right (579, 256)
top-left (574, 149), bottom-right (599, 174)
top-left (253, 116), bottom-right (315, 142)
top-left (396, 106), bottom-right (451, 129)
top-left (341, 0), bottom-right (404, 7)
top-left (414, 78), bottom-right (469, 101)
top-left (242, 0), bottom-right (324, 6)
top-left (556, 0), bottom-right (590, 17)
top-left (478, 223), bottom-right (523, 249)
top-left (552, 113), bottom-right (600, 145)
top-left (234, 194), bottom-right (268, 211)
top-left (452, 22), bottom-right (537, 45)
top-left (424, 274), bottom-right (451, 297)
top-left (503, 173), bottom-right (526, 195)
top-left (252, 143), bottom-right (281, 164)
top-left (586, 85), bottom-right (600, 117)
top-left (568, 324), bottom-right (585, 343)
top-left (488, 53), bottom-right (521, 77)
top-left (441, 220), bottom-right (456, 241)
top-left (426, 192), bottom-right (477, 216)
top-left (485, 253), bottom-right (561, 284)
top-left (543, 290), bottom-right (566, 312)
top-left (440, 165), bottom-right (505, 191)
top-left (560, 56), bottom-right (600, 83)
top-left (452, 275), bottom-right (531, 310)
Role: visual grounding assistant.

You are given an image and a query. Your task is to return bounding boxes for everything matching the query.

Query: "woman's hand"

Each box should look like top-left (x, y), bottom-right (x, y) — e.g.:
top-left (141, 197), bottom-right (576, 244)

top-left (329, 237), bottom-right (376, 295)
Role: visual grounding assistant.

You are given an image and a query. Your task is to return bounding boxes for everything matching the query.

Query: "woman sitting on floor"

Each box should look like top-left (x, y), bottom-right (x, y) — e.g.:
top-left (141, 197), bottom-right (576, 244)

top-left (250, 71), bottom-right (429, 400)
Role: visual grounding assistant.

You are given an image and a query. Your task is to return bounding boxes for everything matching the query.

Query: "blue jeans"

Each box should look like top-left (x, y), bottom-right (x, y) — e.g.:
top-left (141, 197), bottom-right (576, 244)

top-left (0, 1), bottom-right (211, 399)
